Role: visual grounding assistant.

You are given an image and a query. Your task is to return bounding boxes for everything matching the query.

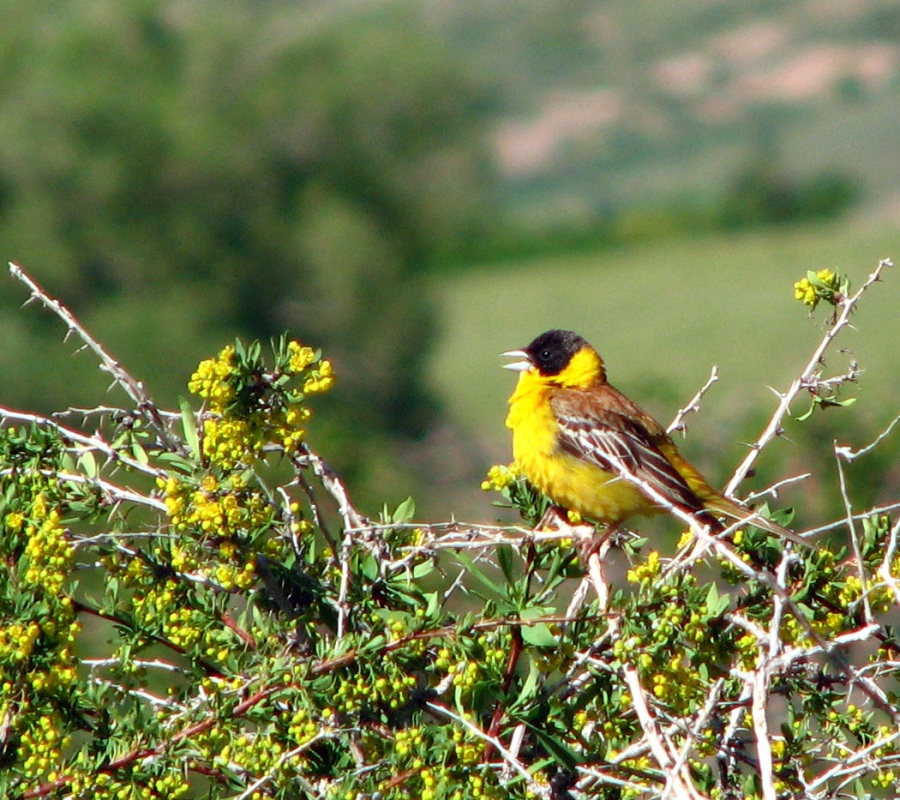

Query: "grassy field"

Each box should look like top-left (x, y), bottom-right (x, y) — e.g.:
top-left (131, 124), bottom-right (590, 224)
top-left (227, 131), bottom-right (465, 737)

top-left (428, 221), bottom-right (898, 474)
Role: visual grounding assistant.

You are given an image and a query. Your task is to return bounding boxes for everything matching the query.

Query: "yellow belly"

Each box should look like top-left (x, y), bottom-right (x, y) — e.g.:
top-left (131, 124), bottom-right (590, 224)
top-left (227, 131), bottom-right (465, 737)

top-left (506, 378), bottom-right (656, 525)
top-left (519, 444), bottom-right (656, 524)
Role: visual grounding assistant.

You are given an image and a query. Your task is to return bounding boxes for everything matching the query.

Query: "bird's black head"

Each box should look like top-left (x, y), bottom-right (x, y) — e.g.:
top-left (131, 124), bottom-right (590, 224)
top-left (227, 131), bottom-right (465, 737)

top-left (524, 329), bottom-right (587, 376)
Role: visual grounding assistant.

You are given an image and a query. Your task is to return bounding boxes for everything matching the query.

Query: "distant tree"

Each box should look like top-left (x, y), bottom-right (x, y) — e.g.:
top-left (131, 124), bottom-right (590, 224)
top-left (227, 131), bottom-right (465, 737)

top-left (719, 155), bottom-right (858, 229)
top-left (0, 0), bottom-right (497, 504)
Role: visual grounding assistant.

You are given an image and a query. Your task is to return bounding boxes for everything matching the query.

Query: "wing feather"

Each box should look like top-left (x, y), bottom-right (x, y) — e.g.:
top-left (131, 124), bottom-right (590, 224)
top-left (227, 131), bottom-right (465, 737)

top-left (551, 388), bottom-right (704, 513)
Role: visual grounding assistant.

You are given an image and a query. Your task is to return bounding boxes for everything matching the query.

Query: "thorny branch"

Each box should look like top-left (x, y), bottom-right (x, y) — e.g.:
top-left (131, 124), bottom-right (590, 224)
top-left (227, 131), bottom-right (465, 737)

top-left (725, 257), bottom-right (893, 496)
top-left (8, 262), bottom-right (184, 455)
top-left (4, 259), bottom-right (899, 800)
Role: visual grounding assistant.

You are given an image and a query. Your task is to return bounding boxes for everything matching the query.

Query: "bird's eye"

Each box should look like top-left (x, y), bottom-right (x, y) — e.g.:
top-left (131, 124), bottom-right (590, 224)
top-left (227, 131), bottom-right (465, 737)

top-left (540, 349), bottom-right (552, 362)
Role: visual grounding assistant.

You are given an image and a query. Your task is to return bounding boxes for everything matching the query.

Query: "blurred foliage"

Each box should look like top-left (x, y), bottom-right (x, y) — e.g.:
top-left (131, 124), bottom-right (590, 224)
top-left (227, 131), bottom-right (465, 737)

top-left (0, 0), bottom-right (497, 508)
top-left (0, 0), bottom-right (890, 520)
top-left (719, 159), bottom-right (859, 230)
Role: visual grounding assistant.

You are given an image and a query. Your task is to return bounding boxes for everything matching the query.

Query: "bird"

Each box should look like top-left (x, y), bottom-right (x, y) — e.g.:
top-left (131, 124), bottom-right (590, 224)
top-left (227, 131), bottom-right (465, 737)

top-left (502, 329), bottom-right (810, 548)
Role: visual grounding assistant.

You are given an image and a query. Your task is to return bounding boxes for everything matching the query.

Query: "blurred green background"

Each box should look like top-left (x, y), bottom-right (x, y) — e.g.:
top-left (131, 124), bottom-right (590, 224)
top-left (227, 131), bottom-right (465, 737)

top-left (1, 0), bottom-right (897, 525)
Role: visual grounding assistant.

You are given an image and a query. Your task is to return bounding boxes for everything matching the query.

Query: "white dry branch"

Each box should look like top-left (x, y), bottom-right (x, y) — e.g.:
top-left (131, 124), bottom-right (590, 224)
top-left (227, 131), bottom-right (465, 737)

top-left (8, 262), bottom-right (185, 455)
top-left (725, 257), bottom-right (893, 496)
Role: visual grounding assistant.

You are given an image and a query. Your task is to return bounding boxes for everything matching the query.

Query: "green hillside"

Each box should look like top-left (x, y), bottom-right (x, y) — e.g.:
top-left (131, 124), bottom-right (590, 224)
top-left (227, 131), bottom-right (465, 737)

top-left (436, 0), bottom-right (900, 227)
top-left (430, 220), bottom-right (897, 461)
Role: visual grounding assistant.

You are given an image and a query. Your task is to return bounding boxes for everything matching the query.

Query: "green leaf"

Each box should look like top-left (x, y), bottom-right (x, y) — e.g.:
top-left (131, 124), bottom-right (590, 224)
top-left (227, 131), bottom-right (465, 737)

top-left (79, 449), bottom-right (98, 479)
top-left (508, 660), bottom-right (541, 714)
top-left (497, 545), bottom-right (515, 586)
top-left (360, 554), bottom-right (379, 581)
top-left (179, 397), bottom-right (201, 460)
top-left (542, 547), bottom-right (579, 591)
top-left (359, 634), bottom-right (387, 654)
top-left (525, 721), bottom-right (579, 769)
top-left (156, 451), bottom-right (196, 474)
top-left (705, 583), bottom-right (730, 616)
top-left (453, 552), bottom-right (505, 599)
top-left (130, 441), bottom-right (149, 465)
top-left (392, 497), bottom-right (416, 524)
top-left (423, 591), bottom-right (440, 619)
top-left (412, 560), bottom-right (434, 579)
top-left (520, 622), bottom-right (557, 647)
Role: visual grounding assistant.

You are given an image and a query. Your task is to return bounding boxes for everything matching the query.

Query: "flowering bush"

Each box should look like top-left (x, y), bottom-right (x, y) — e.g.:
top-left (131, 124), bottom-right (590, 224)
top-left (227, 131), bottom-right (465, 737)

top-left (1, 259), bottom-right (898, 800)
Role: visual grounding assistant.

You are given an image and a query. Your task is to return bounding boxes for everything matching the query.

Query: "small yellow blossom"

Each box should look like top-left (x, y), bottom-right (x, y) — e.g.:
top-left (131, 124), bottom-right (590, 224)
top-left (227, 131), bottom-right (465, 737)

top-left (4, 511), bottom-right (26, 532)
top-left (188, 345), bottom-right (237, 406)
top-left (302, 360), bottom-right (335, 394)
top-left (794, 268), bottom-right (840, 309)
top-left (287, 341), bottom-right (317, 373)
top-left (480, 463), bottom-right (517, 492)
top-left (627, 550), bottom-right (661, 584)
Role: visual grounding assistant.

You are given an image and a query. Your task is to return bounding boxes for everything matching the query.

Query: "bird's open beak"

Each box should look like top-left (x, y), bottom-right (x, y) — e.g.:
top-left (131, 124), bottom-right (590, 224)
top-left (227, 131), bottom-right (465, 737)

top-left (501, 349), bottom-right (531, 372)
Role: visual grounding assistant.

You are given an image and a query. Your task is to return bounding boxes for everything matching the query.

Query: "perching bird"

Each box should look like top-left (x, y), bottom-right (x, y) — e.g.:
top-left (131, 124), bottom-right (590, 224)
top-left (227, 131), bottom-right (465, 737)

top-left (503, 329), bottom-right (809, 547)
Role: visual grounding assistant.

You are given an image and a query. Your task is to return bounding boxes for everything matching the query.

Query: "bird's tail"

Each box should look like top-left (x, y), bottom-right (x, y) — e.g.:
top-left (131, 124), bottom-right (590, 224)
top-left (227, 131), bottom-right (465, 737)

top-left (704, 493), bottom-right (813, 550)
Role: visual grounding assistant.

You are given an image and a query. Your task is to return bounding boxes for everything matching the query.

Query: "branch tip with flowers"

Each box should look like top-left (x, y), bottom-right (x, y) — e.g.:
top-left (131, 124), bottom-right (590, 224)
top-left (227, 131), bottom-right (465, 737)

top-left (1, 258), bottom-right (899, 800)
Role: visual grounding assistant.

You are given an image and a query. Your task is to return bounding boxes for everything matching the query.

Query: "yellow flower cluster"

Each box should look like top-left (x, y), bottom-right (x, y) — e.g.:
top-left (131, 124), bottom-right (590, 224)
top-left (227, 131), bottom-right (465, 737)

top-left (794, 268), bottom-right (839, 309)
top-left (649, 655), bottom-right (700, 707)
top-left (480, 463), bottom-right (517, 492)
top-left (200, 416), bottom-right (263, 469)
top-left (188, 344), bottom-right (237, 405)
top-left (160, 473), bottom-right (272, 540)
top-left (15, 713), bottom-right (70, 781)
top-left (288, 342), bottom-right (335, 394)
top-left (0, 621), bottom-right (41, 664)
top-left (288, 341), bottom-right (317, 372)
top-left (305, 370), bottom-right (336, 398)
top-left (66, 770), bottom-right (191, 800)
top-left (1, 487), bottom-right (82, 788)
top-left (449, 659), bottom-right (481, 691)
top-left (187, 341), bottom-right (334, 469)
top-left (482, 632), bottom-right (512, 672)
top-left (626, 550), bottom-right (662, 584)
top-left (616, 756), bottom-right (652, 799)
top-left (5, 510), bottom-right (25, 532)
top-left (214, 733), bottom-right (282, 776)
top-left (130, 577), bottom-right (204, 650)
top-left (394, 726), bottom-right (425, 759)
top-left (21, 498), bottom-right (73, 596)
top-left (287, 706), bottom-right (322, 749)
top-left (574, 694), bottom-right (635, 748)
top-left (452, 726), bottom-right (484, 765)
top-left (155, 472), bottom-right (272, 598)
top-left (210, 557), bottom-right (257, 592)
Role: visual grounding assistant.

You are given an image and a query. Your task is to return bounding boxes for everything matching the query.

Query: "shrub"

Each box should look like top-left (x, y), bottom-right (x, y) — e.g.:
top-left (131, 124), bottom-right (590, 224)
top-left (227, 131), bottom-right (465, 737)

top-left (1, 259), bottom-right (898, 799)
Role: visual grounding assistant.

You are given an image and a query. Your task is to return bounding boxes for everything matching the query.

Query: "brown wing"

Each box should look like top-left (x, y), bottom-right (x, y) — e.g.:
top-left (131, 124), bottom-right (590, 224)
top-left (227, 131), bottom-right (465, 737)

top-left (550, 386), bottom-right (705, 514)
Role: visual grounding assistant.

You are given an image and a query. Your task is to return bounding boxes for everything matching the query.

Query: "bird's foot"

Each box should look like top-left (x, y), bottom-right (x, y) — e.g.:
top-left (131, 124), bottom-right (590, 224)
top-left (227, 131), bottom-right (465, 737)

top-left (535, 506), bottom-right (595, 543)
top-left (533, 506), bottom-right (614, 564)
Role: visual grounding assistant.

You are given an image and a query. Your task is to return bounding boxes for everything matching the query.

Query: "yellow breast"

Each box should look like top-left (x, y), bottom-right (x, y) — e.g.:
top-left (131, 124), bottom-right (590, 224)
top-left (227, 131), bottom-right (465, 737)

top-left (506, 372), bottom-right (656, 525)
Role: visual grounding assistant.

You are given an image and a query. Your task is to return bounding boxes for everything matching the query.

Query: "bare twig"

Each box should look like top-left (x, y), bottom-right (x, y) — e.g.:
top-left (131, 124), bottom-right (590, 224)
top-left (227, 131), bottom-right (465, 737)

top-left (725, 257), bottom-right (893, 496)
top-left (8, 262), bottom-right (182, 453)
top-left (837, 412), bottom-right (900, 462)
top-left (835, 440), bottom-right (873, 623)
top-left (0, 405), bottom-right (164, 479)
top-left (666, 365), bottom-right (719, 436)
